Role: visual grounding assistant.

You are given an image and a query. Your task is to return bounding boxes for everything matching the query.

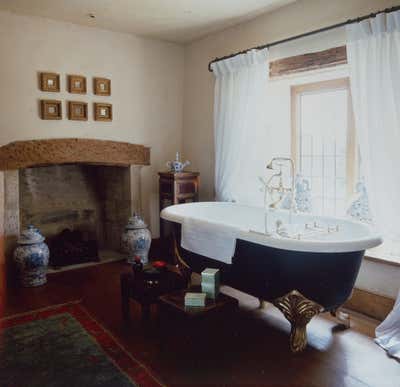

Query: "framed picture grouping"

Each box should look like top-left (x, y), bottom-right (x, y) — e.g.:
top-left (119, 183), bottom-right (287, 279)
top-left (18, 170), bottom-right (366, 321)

top-left (38, 71), bottom-right (113, 121)
top-left (40, 99), bottom-right (62, 120)
top-left (94, 103), bottom-right (112, 121)
top-left (40, 72), bottom-right (60, 92)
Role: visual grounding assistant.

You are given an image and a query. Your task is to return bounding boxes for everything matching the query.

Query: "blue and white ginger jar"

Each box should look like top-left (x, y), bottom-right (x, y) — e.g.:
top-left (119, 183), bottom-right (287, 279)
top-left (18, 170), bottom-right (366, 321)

top-left (121, 214), bottom-right (151, 265)
top-left (13, 225), bottom-right (50, 287)
top-left (347, 180), bottom-right (372, 223)
top-left (294, 175), bottom-right (312, 213)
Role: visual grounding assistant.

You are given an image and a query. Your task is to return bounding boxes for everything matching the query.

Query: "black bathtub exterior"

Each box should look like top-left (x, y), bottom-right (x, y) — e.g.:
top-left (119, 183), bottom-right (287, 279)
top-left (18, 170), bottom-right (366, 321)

top-left (172, 222), bottom-right (364, 311)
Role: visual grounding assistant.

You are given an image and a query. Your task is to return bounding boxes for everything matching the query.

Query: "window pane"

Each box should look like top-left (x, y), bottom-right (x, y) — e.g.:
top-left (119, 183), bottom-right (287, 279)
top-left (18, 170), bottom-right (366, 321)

top-left (297, 86), bottom-right (349, 217)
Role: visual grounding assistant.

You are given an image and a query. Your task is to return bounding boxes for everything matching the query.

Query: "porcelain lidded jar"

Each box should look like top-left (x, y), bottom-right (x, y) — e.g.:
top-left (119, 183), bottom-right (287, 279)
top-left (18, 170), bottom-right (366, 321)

top-left (121, 214), bottom-right (151, 265)
top-left (13, 225), bottom-right (50, 287)
top-left (166, 151), bottom-right (190, 173)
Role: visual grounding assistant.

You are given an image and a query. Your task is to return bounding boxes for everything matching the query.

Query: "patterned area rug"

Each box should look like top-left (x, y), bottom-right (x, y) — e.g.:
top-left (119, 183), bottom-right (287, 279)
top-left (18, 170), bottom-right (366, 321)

top-left (0, 301), bottom-right (163, 387)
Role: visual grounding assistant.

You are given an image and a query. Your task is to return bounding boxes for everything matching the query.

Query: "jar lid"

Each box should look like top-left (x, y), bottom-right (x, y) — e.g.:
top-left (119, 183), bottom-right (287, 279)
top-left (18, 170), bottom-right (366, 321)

top-left (125, 213), bottom-right (147, 230)
top-left (18, 225), bottom-right (45, 245)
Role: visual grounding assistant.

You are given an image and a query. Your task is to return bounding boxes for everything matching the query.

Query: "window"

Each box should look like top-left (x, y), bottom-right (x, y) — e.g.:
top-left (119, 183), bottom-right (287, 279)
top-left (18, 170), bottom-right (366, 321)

top-left (291, 78), bottom-right (356, 217)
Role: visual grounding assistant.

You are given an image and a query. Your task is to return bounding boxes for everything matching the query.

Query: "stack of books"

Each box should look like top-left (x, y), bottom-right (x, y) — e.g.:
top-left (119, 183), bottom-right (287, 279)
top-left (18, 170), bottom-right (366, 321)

top-left (184, 292), bottom-right (206, 307)
top-left (201, 268), bottom-right (220, 299)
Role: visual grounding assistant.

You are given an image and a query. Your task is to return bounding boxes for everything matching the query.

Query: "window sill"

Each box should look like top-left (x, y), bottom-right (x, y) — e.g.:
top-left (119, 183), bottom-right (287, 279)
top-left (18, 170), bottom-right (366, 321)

top-left (364, 252), bottom-right (400, 267)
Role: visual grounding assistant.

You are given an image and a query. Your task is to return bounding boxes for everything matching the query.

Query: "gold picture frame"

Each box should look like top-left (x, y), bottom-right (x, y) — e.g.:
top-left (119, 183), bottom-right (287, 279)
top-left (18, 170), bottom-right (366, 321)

top-left (40, 72), bottom-right (60, 92)
top-left (40, 99), bottom-right (62, 120)
top-left (68, 101), bottom-right (88, 121)
top-left (68, 75), bottom-right (87, 94)
top-left (93, 77), bottom-right (111, 96)
top-left (94, 103), bottom-right (112, 121)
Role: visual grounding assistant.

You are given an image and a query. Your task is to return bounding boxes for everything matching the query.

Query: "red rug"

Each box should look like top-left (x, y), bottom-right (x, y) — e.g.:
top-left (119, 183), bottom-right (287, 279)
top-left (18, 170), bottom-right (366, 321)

top-left (0, 301), bottom-right (164, 387)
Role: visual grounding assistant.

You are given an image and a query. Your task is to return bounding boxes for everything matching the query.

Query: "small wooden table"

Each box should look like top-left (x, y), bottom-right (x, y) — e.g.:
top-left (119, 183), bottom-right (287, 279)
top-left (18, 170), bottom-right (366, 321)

top-left (120, 266), bottom-right (189, 323)
top-left (158, 287), bottom-right (238, 352)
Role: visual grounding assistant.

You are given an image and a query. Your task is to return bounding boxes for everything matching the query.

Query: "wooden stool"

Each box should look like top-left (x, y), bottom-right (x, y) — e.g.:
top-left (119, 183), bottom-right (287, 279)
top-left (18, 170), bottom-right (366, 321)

top-left (120, 266), bottom-right (189, 322)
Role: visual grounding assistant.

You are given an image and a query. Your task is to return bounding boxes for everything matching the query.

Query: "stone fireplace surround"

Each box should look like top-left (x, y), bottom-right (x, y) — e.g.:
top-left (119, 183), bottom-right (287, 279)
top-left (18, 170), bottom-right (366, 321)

top-left (0, 138), bottom-right (150, 274)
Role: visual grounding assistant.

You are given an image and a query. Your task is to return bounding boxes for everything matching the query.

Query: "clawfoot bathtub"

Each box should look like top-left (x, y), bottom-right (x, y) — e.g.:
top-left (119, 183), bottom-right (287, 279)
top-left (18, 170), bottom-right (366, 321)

top-left (161, 202), bottom-right (382, 353)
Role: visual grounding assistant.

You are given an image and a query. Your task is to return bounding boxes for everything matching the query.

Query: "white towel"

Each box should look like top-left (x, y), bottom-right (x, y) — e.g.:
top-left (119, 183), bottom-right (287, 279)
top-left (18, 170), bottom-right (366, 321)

top-left (181, 217), bottom-right (237, 264)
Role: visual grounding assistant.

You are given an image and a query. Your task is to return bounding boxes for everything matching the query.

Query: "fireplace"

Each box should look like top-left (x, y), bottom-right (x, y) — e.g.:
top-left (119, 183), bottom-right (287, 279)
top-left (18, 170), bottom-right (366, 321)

top-left (0, 138), bottom-right (150, 272)
top-left (19, 163), bottom-right (133, 267)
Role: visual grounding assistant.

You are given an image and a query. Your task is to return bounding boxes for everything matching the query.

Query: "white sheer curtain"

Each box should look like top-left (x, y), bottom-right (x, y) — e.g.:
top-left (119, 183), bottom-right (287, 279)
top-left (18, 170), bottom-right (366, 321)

top-left (212, 48), bottom-right (269, 205)
top-left (346, 10), bottom-right (400, 360)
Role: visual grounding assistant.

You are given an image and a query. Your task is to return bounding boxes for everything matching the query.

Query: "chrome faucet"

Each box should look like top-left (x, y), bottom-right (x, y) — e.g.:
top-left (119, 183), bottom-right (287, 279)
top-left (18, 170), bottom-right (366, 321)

top-left (260, 157), bottom-right (296, 233)
top-left (265, 157), bottom-right (295, 210)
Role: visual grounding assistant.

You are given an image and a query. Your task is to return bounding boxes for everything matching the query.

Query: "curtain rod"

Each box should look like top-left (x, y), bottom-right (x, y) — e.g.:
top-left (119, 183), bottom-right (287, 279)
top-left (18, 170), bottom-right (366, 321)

top-left (208, 5), bottom-right (400, 72)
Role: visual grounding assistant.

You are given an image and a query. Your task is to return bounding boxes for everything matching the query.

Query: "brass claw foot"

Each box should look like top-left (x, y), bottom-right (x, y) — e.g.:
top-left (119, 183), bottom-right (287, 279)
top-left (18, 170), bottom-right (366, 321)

top-left (273, 290), bottom-right (323, 353)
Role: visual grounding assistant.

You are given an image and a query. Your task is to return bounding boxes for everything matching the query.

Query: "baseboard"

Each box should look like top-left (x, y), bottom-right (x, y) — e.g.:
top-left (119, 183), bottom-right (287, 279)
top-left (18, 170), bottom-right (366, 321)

top-left (344, 288), bottom-right (395, 321)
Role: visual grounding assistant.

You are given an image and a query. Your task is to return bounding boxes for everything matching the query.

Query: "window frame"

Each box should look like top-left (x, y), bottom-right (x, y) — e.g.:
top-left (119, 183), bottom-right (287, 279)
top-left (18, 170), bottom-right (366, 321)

top-left (290, 77), bottom-right (357, 210)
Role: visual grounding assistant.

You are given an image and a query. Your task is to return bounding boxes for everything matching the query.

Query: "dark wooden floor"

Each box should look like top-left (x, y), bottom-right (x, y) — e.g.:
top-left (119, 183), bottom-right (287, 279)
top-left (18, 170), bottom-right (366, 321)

top-left (1, 261), bottom-right (399, 387)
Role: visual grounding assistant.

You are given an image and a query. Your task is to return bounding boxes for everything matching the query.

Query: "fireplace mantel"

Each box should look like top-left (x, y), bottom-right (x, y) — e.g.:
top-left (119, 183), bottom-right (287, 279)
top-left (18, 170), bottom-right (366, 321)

top-left (0, 138), bottom-right (150, 170)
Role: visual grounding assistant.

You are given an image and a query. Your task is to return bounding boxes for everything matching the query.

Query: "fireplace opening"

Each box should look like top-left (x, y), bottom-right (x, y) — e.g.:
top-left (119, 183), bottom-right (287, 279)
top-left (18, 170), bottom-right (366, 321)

top-left (49, 229), bottom-right (99, 267)
top-left (19, 164), bottom-right (131, 269)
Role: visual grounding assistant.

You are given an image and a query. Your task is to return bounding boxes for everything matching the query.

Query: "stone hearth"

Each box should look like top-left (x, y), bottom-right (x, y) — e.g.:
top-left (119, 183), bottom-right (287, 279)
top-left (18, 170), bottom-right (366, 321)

top-left (0, 138), bottom-right (150, 273)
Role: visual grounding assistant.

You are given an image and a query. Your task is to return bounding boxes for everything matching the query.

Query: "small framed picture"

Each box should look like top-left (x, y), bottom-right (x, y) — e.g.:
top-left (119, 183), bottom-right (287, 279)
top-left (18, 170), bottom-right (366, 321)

top-left (93, 77), bottom-right (111, 96)
top-left (68, 75), bottom-right (87, 94)
top-left (68, 101), bottom-right (88, 121)
top-left (40, 72), bottom-right (60, 92)
top-left (94, 103), bottom-right (112, 121)
top-left (40, 99), bottom-right (62, 120)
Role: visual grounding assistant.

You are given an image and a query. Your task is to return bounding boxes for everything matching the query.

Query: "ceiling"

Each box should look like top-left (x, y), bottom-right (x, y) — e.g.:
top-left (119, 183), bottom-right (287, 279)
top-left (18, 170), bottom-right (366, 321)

top-left (0, 0), bottom-right (295, 44)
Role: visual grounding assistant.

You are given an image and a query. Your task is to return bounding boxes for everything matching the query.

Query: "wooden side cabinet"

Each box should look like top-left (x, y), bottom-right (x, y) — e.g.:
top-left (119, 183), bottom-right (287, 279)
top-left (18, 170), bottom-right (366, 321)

top-left (158, 172), bottom-right (199, 239)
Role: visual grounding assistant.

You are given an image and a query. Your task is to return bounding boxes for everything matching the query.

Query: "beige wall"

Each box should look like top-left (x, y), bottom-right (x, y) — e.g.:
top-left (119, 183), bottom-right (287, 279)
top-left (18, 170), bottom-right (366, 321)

top-left (0, 10), bottom-right (185, 237)
top-left (183, 0), bottom-right (400, 202)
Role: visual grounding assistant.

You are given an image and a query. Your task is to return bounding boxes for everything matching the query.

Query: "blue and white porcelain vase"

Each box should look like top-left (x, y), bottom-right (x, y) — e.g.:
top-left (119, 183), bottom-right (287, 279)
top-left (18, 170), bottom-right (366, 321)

top-left (347, 180), bottom-right (372, 223)
top-left (121, 214), bottom-right (152, 265)
top-left (13, 225), bottom-right (50, 287)
top-left (294, 175), bottom-right (312, 213)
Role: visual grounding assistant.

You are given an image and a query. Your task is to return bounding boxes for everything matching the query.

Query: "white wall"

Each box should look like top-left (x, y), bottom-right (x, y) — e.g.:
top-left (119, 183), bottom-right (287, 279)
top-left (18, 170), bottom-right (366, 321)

top-left (0, 10), bottom-right (185, 237)
top-left (182, 0), bottom-right (400, 299)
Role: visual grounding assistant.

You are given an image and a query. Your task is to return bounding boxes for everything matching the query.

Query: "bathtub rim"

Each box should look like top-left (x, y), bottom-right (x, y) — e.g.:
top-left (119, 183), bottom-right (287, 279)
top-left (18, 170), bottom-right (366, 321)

top-left (160, 201), bottom-right (383, 254)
